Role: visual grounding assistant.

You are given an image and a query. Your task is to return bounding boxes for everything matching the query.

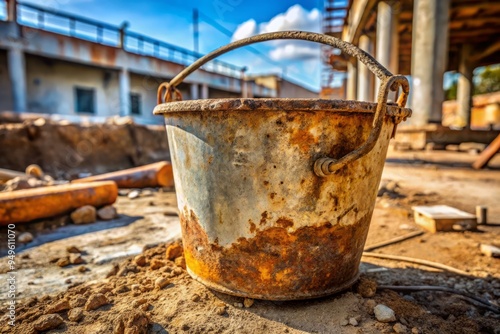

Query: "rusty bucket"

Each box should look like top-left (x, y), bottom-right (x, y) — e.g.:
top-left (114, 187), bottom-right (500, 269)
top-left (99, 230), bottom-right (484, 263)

top-left (154, 31), bottom-right (411, 300)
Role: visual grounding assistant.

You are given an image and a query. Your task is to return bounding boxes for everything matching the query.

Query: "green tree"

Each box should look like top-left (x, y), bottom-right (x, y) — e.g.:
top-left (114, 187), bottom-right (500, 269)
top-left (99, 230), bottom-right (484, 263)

top-left (474, 66), bottom-right (500, 95)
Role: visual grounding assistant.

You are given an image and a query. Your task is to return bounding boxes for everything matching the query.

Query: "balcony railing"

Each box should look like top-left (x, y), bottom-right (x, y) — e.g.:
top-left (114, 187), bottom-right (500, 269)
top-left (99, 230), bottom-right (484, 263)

top-left (10, 1), bottom-right (243, 79)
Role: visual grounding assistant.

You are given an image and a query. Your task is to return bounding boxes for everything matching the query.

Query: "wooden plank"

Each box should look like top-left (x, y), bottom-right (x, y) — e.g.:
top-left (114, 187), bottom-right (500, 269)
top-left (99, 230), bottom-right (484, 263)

top-left (472, 134), bottom-right (500, 169)
top-left (413, 205), bottom-right (476, 233)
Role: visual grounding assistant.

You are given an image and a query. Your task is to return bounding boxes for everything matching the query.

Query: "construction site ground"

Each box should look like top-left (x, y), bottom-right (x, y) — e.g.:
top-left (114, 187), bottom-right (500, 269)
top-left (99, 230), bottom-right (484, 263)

top-left (1, 149), bottom-right (499, 333)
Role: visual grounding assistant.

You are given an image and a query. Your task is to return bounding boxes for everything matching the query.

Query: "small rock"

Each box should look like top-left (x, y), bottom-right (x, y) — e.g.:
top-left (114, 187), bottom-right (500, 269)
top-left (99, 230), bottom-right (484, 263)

top-left (68, 307), bottom-right (83, 322)
top-left (106, 264), bottom-right (119, 277)
top-left (356, 277), bottom-right (377, 298)
top-left (70, 296), bottom-right (87, 308)
top-left (69, 253), bottom-right (84, 265)
top-left (191, 294), bottom-right (201, 302)
top-left (132, 298), bottom-right (148, 308)
top-left (57, 257), bottom-right (70, 267)
top-left (45, 299), bottom-right (70, 314)
top-left (374, 304), bottom-right (396, 323)
top-left (71, 205), bottom-right (96, 224)
top-left (480, 244), bottom-right (500, 258)
top-left (33, 314), bottom-right (64, 331)
top-left (234, 302), bottom-right (243, 308)
top-left (85, 293), bottom-right (108, 311)
top-left (166, 244), bottom-right (183, 260)
top-left (49, 256), bottom-right (60, 263)
top-left (65, 278), bottom-right (72, 284)
top-left (349, 317), bottom-right (359, 326)
top-left (339, 318), bottom-right (349, 326)
top-left (134, 255), bottom-right (147, 267)
top-left (78, 266), bottom-right (88, 273)
top-left (411, 327), bottom-right (420, 334)
top-left (155, 277), bottom-right (170, 289)
top-left (115, 309), bottom-right (149, 334)
top-left (215, 306), bottom-right (226, 315)
top-left (150, 259), bottom-right (166, 270)
top-left (66, 246), bottom-right (81, 254)
top-left (243, 298), bottom-right (254, 308)
top-left (174, 256), bottom-right (186, 269)
top-left (393, 323), bottom-right (408, 333)
top-left (97, 205), bottom-right (117, 220)
top-left (18, 232), bottom-right (34, 244)
top-left (365, 299), bottom-right (377, 315)
top-left (128, 190), bottom-right (141, 199)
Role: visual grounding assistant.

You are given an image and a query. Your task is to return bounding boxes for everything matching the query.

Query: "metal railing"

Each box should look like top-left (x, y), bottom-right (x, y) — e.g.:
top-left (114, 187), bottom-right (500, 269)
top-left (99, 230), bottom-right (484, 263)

top-left (11, 1), bottom-right (243, 79)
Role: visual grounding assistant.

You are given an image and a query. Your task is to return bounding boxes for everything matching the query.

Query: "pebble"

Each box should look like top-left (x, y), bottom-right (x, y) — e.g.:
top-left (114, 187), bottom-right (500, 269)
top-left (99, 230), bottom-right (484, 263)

top-left (365, 299), bottom-right (377, 314)
top-left (339, 318), bottom-right (349, 326)
top-left (155, 277), bottom-right (170, 289)
top-left (150, 259), bottom-right (166, 270)
top-left (69, 253), bottom-right (84, 264)
top-left (57, 257), bottom-right (71, 267)
top-left (134, 255), bottom-right (147, 267)
top-left (393, 323), bottom-right (408, 333)
top-left (45, 299), bottom-right (70, 314)
top-left (33, 314), bottom-right (64, 331)
top-left (234, 302), bottom-right (243, 308)
top-left (97, 205), bottom-right (118, 220)
top-left (175, 256), bottom-right (186, 269)
top-left (70, 296), bottom-right (87, 308)
top-left (349, 317), bottom-right (359, 326)
top-left (411, 327), bottom-right (420, 334)
top-left (71, 205), bottom-right (96, 224)
top-left (243, 298), bottom-right (254, 308)
top-left (128, 190), bottom-right (141, 199)
top-left (78, 266), bottom-right (88, 273)
top-left (84, 293), bottom-right (108, 311)
top-left (68, 308), bottom-right (83, 322)
top-left (18, 232), bottom-right (34, 244)
top-left (374, 304), bottom-right (396, 323)
top-left (165, 244), bottom-right (183, 260)
top-left (356, 277), bottom-right (377, 297)
top-left (66, 246), bottom-right (81, 254)
top-left (480, 244), bottom-right (500, 258)
top-left (132, 298), bottom-right (148, 307)
top-left (191, 294), bottom-right (201, 302)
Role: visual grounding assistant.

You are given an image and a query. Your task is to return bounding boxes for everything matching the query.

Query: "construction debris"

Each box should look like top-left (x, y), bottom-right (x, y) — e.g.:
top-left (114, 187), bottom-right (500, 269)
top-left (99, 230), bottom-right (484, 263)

top-left (374, 304), bottom-right (396, 323)
top-left (73, 161), bottom-right (174, 189)
top-left (0, 181), bottom-right (117, 225)
top-left (71, 205), bottom-right (97, 225)
top-left (96, 205), bottom-right (118, 220)
top-left (412, 205), bottom-right (477, 233)
top-left (480, 244), bottom-right (500, 258)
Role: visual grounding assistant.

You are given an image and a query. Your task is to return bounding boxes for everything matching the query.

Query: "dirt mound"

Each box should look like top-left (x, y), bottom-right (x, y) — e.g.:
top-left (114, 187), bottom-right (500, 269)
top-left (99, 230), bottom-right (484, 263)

top-left (4, 241), bottom-right (499, 334)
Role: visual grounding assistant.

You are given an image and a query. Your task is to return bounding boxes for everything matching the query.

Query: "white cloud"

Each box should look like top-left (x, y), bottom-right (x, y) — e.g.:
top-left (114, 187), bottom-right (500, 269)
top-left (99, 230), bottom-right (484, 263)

top-left (232, 19), bottom-right (258, 41)
top-left (270, 43), bottom-right (319, 61)
top-left (231, 5), bottom-right (321, 61)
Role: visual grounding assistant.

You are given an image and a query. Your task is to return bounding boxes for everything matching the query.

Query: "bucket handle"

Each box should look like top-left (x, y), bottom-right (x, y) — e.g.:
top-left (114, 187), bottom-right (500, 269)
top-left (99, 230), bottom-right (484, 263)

top-left (157, 31), bottom-right (409, 177)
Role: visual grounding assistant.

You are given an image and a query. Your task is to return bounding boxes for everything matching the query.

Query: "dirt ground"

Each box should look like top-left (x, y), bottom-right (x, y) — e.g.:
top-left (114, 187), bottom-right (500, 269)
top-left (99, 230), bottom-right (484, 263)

top-left (1, 149), bottom-right (499, 333)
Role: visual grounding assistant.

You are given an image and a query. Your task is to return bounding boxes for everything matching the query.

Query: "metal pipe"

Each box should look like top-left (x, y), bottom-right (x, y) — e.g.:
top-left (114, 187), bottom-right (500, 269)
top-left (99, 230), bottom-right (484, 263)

top-left (0, 181), bottom-right (117, 225)
top-left (72, 161), bottom-right (174, 188)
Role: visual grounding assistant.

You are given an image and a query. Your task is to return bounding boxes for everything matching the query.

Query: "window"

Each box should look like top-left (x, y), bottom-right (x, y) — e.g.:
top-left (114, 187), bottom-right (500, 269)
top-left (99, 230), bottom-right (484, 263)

top-left (130, 93), bottom-right (141, 115)
top-left (75, 87), bottom-right (95, 114)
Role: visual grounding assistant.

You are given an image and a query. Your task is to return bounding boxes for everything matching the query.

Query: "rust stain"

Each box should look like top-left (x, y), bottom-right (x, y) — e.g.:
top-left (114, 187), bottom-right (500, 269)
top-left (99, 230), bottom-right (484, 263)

top-left (180, 209), bottom-right (370, 299)
top-left (249, 220), bottom-right (256, 233)
top-left (260, 211), bottom-right (269, 225)
top-left (269, 192), bottom-right (276, 200)
top-left (290, 128), bottom-right (317, 154)
top-left (276, 217), bottom-right (294, 228)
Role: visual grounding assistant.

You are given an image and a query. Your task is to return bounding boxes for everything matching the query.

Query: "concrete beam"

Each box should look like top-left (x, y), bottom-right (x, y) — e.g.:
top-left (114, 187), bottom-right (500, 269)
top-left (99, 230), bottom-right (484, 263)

top-left (346, 61), bottom-right (358, 100)
top-left (456, 44), bottom-right (474, 128)
top-left (119, 68), bottom-right (130, 116)
top-left (375, 1), bottom-right (399, 94)
top-left (8, 47), bottom-right (27, 112)
top-left (357, 35), bottom-right (374, 102)
top-left (411, 0), bottom-right (450, 126)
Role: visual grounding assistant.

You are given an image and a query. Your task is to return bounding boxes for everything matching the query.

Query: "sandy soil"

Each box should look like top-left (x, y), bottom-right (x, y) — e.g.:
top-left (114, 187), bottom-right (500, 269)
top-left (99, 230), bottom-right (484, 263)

top-left (1, 150), bottom-right (499, 333)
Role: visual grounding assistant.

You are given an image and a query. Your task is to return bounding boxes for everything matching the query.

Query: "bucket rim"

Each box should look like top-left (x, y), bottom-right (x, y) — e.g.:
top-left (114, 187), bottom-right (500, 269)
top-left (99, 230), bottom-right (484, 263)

top-left (153, 98), bottom-right (412, 118)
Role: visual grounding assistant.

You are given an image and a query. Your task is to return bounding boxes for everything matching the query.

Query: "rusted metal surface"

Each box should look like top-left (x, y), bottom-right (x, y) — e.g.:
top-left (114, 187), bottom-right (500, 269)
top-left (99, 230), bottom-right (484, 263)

top-left (72, 161), bottom-right (174, 188)
top-left (0, 181), bottom-right (117, 225)
top-left (153, 31), bottom-right (412, 300)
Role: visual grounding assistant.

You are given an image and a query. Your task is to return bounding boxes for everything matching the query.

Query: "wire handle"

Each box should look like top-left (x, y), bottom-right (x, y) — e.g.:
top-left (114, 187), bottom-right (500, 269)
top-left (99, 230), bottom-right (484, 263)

top-left (156, 31), bottom-right (410, 177)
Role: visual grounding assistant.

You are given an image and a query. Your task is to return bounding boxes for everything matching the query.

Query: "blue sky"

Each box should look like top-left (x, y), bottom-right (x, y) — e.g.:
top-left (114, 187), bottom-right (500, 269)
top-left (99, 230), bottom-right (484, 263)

top-left (25, 0), bottom-right (324, 91)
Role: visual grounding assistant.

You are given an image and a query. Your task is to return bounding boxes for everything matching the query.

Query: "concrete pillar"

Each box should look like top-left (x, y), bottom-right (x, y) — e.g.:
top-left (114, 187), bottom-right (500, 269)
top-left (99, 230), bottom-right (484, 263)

top-left (190, 84), bottom-right (199, 100)
top-left (456, 44), bottom-right (474, 128)
top-left (376, 1), bottom-right (399, 94)
top-left (346, 61), bottom-right (358, 100)
top-left (411, 0), bottom-right (450, 126)
top-left (7, 48), bottom-right (27, 112)
top-left (119, 68), bottom-right (130, 116)
top-left (357, 35), bottom-right (375, 102)
top-left (201, 84), bottom-right (209, 99)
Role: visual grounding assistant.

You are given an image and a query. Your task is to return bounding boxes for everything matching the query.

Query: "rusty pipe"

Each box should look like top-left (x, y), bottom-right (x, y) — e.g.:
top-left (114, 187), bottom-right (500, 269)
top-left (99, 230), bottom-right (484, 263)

top-left (72, 161), bottom-right (174, 188)
top-left (0, 181), bottom-right (117, 225)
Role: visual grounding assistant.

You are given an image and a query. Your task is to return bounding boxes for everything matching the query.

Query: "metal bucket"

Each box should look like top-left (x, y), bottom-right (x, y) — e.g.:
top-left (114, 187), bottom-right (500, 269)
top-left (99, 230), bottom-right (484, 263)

top-left (154, 32), bottom-right (411, 300)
